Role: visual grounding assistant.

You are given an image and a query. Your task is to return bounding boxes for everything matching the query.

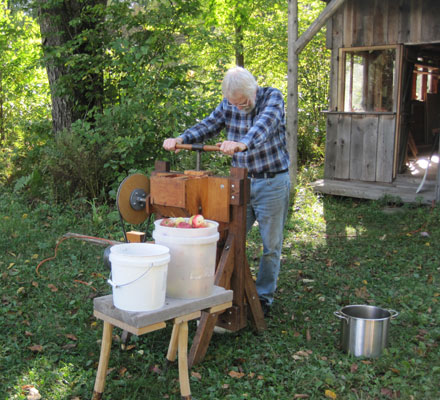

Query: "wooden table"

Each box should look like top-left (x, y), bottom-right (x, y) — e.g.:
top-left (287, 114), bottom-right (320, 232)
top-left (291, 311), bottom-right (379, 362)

top-left (91, 286), bottom-right (233, 400)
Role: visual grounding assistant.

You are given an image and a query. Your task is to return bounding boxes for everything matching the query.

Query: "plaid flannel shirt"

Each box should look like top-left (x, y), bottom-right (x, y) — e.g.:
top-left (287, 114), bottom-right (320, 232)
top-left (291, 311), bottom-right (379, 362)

top-left (179, 86), bottom-right (290, 174)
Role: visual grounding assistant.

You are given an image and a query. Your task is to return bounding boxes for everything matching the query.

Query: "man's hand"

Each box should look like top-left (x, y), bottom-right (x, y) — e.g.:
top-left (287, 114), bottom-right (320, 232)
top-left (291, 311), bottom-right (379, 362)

top-left (163, 137), bottom-right (183, 153)
top-left (216, 141), bottom-right (247, 155)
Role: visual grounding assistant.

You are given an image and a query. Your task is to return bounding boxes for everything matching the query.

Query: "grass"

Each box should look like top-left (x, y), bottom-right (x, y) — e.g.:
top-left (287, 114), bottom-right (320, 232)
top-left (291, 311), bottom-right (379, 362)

top-left (1, 168), bottom-right (439, 400)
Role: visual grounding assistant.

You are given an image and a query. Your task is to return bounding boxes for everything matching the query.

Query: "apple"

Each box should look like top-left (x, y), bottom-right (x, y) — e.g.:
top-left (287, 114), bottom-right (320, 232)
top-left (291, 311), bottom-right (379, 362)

top-left (160, 218), bottom-right (175, 227)
top-left (174, 217), bottom-right (186, 226)
top-left (177, 221), bottom-right (192, 229)
top-left (191, 214), bottom-right (205, 228)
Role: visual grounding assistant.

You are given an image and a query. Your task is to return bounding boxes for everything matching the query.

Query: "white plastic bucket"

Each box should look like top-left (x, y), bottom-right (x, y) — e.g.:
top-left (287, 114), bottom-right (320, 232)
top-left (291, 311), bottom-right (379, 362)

top-left (108, 243), bottom-right (170, 312)
top-left (152, 219), bottom-right (219, 299)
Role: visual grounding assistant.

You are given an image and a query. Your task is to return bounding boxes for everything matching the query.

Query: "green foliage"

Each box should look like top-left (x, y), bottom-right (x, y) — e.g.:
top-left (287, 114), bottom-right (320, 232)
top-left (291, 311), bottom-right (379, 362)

top-left (0, 1), bottom-right (51, 183)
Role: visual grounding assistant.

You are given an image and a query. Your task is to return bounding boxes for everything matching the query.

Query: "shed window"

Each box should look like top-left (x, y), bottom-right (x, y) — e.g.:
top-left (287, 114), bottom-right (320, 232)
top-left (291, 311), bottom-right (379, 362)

top-left (341, 48), bottom-right (396, 112)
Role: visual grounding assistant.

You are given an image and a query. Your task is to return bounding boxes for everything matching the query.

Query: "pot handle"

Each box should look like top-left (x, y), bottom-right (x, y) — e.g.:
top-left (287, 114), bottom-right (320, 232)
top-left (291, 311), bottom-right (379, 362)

top-left (388, 309), bottom-right (399, 319)
top-left (334, 310), bottom-right (348, 322)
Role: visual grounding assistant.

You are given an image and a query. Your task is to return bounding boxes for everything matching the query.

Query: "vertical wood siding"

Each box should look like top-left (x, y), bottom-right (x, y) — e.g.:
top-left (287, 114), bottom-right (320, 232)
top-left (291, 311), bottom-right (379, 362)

top-left (324, 113), bottom-right (395, 183)
top-left (327, 0), bottom-right (440, 48)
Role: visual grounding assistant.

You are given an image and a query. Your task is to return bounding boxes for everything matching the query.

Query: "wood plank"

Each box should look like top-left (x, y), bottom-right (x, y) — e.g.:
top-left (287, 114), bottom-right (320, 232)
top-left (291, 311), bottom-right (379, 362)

top-left (376, 115), bottom-right (396, 183)
top-left (188, 311), bottom-right (218, 368)
top-left (310, 178), bottom-right (436, 204)
top-left (343, 0), bottom-right (353, 47)
top-left (408, 0), bottom-right (422, 44)
top-left (372, 0), bottom-right (388, 45)
top-left (352, 0), bottom-right (364, 47)
top-left (387, 0), bottom-right (400, 44)
top-left (177, 321), bottom-right (191, 398)
top-left (421, 0), bottom-right (440, 42)
top-left (350, 115), bottom-right (365, 180)
top-left (185, 175), bottom-right (207, 217)
top-left (335, 114), bottom-right (352, 179)
top-left (93, 310), bottom-right (166, 335)
top-left (328, 10), bottom-right (343, 108)
top-left (324, 114), bottom-right (339, 179)
top-left (201, 176), bottom-right (230, 222)
top-left (398, 0), bottom-right (411, 43)
top-left (93, 321), bottom-right (113, 397)
top-left (293, 0), bottom-right (347, 55)
top-left (150, 175), bottom-right (188, 208)
top-left (359, 116), bottom-right (378, 182)
top-left (93, 286), bottom-right (233, 329)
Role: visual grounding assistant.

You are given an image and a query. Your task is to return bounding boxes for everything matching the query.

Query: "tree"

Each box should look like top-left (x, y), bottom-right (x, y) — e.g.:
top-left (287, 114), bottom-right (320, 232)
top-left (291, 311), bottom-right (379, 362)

top-left (36, 0), bottom-right (106, 134)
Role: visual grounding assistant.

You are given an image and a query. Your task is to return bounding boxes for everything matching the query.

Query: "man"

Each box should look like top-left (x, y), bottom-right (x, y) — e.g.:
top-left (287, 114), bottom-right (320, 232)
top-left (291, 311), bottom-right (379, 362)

top-left (163, 67), bottom-right (290, 315)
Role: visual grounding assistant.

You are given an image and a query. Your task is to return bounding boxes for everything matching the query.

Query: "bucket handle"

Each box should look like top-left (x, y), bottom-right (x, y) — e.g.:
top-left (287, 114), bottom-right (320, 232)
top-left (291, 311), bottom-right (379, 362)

top-left (388, 309), bottom-right (399, 319)
top-left (107, 263), bottom-right (153, 289)
top-left (334, 310), bottom-right (348, 322)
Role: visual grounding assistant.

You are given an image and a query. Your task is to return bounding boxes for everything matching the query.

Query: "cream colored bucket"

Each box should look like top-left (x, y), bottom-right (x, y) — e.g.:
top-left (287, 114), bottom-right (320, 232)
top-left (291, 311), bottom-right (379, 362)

top-left (152, 219), bottom-right (219, 299)
top-left (108, 243), bottom-right (170, 312)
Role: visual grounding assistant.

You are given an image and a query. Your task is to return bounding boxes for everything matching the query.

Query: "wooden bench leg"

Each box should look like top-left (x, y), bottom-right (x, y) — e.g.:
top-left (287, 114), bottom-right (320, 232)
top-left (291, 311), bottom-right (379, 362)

top-left (178, 321), bottom-right (191, 399)
top-left (92, 321), bottom-right (113, 400)
top-left (166, 322), bottom-right (180, 362)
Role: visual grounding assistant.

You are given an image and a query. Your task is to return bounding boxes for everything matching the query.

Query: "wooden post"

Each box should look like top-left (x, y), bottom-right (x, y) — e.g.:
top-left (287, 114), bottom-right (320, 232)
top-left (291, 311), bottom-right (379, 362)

top-left (92, 321), bottom-right (113, 400)
top-left (287, 0), bottom-right (298, 191)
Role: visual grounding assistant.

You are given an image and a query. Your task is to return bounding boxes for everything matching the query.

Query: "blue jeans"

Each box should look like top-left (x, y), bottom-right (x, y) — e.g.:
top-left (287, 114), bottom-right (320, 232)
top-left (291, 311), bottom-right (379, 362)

top-left (246, 171), bottom-right (290, 305)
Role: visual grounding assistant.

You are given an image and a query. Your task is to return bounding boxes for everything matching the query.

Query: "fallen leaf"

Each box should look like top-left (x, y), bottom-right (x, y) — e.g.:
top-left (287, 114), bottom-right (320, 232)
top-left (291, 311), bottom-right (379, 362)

top-left (24, 386), bottom-right (41, 400)
top-left (350, 363), bottom-right (358, 373)
top-left (191, 371), bottom-right (202, 380)
top-left (306, 328), bottom-right (312, 342)
top-left (25, 331), bottom-right (33, 337)
top-left (28, 345), bottom-right (43, 352)
top-left (62, 343), bottom-right (77, 350)
top-left (380, 388), bottom-right (394, 398)
top-left (228, 370), bottom-right (245, 378)
top-left (325, 389), bottom-right (337, 399)
top-left (354, 286), bottom-right (369, 299)
top-left (47, 284), bottom-right (58, 292)
top-left (65, 333), bottom-right (78, 341)
top-left (222, 384), bottom-right (230, 389)
top-left (150, 364), bottom-right (162, 374)
top-left (119, 367), bottom-right (127, 377)
top-left (294, 395), bottom-right (310, 399)
top-left (295, 350), bottom-right (310, 358)
top-left (32, 281), bottom-right (38, 288)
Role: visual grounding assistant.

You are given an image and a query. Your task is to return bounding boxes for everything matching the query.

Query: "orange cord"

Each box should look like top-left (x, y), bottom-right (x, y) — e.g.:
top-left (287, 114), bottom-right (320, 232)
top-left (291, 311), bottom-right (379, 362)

top-left (36, 234), bottom-right (116, 276)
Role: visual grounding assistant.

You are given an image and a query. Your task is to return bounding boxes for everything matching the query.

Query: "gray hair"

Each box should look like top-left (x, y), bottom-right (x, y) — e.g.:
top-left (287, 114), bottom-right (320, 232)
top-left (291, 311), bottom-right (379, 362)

top-left (222, 67), bottom-right (258, 99)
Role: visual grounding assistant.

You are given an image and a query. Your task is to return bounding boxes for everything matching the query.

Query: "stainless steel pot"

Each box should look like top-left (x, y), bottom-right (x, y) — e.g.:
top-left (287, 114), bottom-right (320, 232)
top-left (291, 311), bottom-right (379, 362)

top-left (334, 305), bottom-right (399, 358)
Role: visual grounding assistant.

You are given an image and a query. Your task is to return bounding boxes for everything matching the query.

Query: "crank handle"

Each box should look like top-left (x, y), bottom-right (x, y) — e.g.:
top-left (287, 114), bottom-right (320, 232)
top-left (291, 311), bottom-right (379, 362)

top-left (175, 143), bottom-right (243, 154)
top-left (175, 143), bottom-right (221, 152)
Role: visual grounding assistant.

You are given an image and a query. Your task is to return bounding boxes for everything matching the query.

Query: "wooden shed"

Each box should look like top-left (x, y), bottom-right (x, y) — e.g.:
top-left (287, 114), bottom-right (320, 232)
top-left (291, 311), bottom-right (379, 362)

top-left (309, 0), bottom-right (440, 204)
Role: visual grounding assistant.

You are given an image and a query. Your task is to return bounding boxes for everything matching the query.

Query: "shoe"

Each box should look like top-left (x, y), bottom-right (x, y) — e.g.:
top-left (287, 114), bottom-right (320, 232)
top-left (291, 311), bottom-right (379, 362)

top-left (260, 299), bottom-right (271, 317)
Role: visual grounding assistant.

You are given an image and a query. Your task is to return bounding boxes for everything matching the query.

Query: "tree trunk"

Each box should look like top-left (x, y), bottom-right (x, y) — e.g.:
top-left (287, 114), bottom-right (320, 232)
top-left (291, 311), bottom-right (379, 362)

top-left (37, 0), bottom-right (75, 134)
top-left (235, 23), bottom-right (244, 67)
top-left (37, 0), bottom-right (105, 134)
